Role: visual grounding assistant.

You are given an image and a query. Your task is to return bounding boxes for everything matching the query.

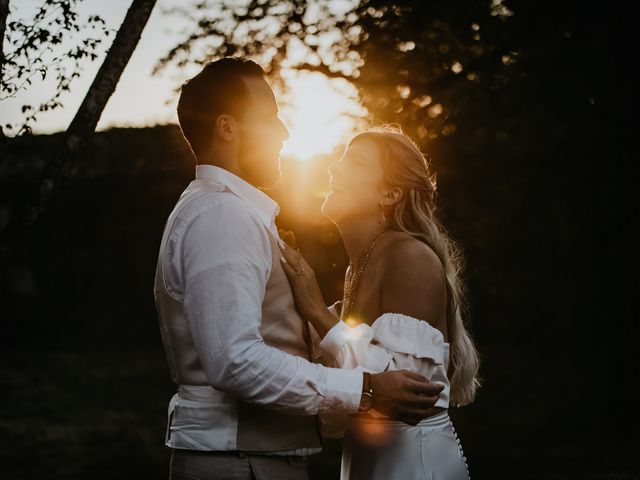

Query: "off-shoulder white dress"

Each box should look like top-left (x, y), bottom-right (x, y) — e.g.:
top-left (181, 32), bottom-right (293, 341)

top-left (311, 308), bottom-right (470, 480)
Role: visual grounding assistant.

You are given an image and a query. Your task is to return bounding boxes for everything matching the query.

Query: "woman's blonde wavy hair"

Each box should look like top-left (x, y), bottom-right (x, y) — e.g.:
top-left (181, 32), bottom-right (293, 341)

top-left (350, 125), bottom-right (481, 406)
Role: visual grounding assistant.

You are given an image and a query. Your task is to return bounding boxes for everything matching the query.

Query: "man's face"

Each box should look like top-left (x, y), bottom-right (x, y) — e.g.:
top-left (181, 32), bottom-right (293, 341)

top-left (236, 76), bottom-right (289, 188)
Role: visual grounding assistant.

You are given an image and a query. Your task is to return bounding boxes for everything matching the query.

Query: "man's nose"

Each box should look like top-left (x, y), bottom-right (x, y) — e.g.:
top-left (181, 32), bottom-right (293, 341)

top-left (278, 118), bottom-right (289, 142)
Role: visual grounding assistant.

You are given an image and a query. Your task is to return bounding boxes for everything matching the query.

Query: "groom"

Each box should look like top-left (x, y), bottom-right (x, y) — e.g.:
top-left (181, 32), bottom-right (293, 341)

top-left (154, 58), bottom-right (444, 480)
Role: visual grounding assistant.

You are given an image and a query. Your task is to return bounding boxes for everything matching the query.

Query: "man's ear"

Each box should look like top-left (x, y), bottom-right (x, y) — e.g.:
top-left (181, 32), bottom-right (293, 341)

top-left (214, 114), bottom-right (237, 142)
top-left (380, 187), bottom-right (403, 206)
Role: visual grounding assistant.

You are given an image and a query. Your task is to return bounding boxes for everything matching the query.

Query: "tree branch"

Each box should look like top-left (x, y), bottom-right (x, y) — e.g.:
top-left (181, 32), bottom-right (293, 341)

top-left (294, 61), bottom-right (353, 80)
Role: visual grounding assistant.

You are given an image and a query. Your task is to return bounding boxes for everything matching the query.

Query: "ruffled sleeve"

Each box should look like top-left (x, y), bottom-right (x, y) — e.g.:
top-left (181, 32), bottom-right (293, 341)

top-left (371, 313), bottom-right (445, 365)
top-left (317, 312), bottom-right (451, 438)
top-left (318, 312), bottom-right (446, 371)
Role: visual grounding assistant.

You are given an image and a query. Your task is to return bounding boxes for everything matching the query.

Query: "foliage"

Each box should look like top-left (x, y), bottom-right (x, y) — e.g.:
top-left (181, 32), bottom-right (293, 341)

top-left (0, 0), bottom-right (111, 136)
top-left (154, 0), bottom-right (357, 91)
top-left (154, 0), bottom-right (515, 137)
top-left (155, 0), bottom-right (635, 346)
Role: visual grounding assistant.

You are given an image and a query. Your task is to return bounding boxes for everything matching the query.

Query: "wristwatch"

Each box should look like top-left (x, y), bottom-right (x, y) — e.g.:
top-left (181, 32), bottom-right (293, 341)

top-left (358, 372), bottom-right (374, 413)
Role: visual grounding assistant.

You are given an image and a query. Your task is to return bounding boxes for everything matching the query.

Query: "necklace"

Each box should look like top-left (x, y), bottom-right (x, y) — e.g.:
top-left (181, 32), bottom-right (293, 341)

top-left (341, 229), bottom-right (387, 321)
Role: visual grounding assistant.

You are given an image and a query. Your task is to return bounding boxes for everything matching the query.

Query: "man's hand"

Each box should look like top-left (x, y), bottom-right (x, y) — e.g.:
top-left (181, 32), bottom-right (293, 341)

top-left (370, 370), bottom-right (444, 426)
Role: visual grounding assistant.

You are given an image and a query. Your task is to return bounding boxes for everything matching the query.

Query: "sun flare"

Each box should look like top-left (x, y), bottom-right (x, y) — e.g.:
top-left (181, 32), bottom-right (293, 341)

top-left (279, 71), bottom-right (366, 161)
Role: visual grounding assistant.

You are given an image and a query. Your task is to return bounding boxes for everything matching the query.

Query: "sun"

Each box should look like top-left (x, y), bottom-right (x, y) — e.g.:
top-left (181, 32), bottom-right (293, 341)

top-left (278, 70), bottom-right (367, 160)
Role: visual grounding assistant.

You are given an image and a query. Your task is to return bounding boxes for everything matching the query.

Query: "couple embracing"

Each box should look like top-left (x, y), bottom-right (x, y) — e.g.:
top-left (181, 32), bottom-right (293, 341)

top-left (154, 58), bottom-right (480, 480)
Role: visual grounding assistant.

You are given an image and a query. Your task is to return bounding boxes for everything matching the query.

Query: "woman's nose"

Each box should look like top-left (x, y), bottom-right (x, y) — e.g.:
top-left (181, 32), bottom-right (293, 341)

top-left (327, 160), bottom-right (340, 177)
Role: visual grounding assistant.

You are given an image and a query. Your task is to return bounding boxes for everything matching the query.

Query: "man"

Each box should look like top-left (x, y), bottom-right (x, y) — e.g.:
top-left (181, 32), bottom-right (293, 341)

top-left (154, 58), bottom-right (443, 480)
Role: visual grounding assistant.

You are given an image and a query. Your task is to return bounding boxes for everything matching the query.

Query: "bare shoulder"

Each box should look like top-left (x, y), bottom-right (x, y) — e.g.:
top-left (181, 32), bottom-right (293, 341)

top-left (381, 231), bottom-right (445, 284)
top-left (378, 231), bottom-right (448, 333)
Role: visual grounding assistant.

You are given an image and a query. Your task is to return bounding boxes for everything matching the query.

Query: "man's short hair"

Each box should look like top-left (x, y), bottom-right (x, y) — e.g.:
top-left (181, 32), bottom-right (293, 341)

top-left (177, 58), bottom-right (265, 158)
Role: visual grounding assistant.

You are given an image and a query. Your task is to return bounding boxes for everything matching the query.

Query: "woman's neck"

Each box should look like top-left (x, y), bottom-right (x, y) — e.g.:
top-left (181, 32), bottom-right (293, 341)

top-left (336, 218), bottom-right (386, 264)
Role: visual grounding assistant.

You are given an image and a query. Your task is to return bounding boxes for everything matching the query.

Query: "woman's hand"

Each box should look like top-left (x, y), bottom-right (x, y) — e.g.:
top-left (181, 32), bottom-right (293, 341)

top-left (279, 240), bottom-right (338, 337)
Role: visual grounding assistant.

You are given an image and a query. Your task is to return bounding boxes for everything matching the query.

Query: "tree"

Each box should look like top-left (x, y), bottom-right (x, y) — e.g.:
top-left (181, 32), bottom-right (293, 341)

top-left (0, 0), bottom-right (8, 143)
top-left (0, 0), bottom-right (157, 275)
top-left (0, 0), bottom-right (9, 77)
top-left (154, 0), bottom-right (515, 140)
top-left (154, 0), bottom-right (634, 346)
top-left (0, 0), bottom-right (111, 136)
top-left (26, 0), bottom-right (157, 226)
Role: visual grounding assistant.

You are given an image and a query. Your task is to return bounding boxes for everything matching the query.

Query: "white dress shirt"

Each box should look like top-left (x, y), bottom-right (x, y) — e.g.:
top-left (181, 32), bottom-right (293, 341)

top-left (159, 165), bottom-right (362, 454)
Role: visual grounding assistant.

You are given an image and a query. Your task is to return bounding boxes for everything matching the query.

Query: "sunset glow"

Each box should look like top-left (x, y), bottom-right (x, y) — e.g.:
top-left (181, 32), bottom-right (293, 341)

top-left (1, 1), bottom-right (368, 158)
top-left (279, 71), bottom-right (366, 160)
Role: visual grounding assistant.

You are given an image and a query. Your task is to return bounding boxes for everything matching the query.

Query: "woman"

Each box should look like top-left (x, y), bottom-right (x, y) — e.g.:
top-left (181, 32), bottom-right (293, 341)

top-left (279, 126), bottom-right (481, 480)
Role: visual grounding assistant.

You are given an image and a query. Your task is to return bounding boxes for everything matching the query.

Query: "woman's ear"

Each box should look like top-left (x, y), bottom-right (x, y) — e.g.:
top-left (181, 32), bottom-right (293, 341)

top-left (380, 187), bottom-right (403, 206)
top-left (214, 114), bottom-right (237, 142)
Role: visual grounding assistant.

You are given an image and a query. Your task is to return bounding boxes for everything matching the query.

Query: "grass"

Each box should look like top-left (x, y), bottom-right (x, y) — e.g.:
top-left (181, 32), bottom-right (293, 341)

top-left (1, 347), bottom-right (637, 479)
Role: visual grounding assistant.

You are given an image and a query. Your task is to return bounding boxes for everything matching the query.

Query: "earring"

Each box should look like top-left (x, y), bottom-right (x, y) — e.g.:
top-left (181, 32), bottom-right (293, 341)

top-left (379, 204), bottom-right (387, 225)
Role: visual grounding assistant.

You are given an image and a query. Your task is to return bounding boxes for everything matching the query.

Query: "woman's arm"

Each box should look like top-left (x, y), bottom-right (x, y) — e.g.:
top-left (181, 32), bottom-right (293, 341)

top-left (278, 240), bottom-right (340, 337)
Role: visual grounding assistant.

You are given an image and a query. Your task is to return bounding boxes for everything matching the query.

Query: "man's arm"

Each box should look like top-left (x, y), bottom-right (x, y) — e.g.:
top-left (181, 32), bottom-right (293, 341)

top-left (177, 198), bottom-right (362, 416)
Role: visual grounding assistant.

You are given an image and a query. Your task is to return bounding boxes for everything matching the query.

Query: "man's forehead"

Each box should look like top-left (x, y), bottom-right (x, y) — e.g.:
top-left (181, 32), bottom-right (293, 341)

top-left (241, 76), bottom-right (277, 111)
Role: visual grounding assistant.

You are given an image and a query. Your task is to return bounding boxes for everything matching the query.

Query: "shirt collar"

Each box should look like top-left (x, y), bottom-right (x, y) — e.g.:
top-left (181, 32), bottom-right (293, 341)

top-left (195, 164), bottom-right (280, 229)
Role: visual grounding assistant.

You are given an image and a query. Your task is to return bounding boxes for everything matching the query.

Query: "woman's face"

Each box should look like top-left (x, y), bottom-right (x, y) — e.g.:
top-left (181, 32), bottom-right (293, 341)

top-left (322, 138), bottom-right (387, 224)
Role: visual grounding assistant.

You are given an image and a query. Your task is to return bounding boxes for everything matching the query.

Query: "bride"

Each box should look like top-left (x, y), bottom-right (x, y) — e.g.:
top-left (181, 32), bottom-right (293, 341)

top-left (279, 126), bottom-right (481, 480)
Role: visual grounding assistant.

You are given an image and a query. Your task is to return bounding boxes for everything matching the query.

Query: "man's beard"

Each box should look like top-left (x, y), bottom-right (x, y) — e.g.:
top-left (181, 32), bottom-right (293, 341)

top-left (237, 135), bottom-right (281, 189)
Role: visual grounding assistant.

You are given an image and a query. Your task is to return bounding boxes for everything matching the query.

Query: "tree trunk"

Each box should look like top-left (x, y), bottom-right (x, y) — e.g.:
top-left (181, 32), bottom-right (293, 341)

top-left (25, 0), bottom-right (157, 226)
top-left (0, 0), bottom-right (9, 67)
top-left (0, 0), bottom-right (9, 141)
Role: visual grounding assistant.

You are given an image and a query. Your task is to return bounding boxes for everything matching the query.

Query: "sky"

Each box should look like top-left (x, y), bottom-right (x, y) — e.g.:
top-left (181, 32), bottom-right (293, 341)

top-left (1, 0), bottom-right (366, 159)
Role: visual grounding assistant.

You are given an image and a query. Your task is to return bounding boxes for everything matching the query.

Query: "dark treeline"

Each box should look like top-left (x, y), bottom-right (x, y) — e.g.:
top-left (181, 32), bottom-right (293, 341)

top-left (0, 117), bottom-right (636, 477)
